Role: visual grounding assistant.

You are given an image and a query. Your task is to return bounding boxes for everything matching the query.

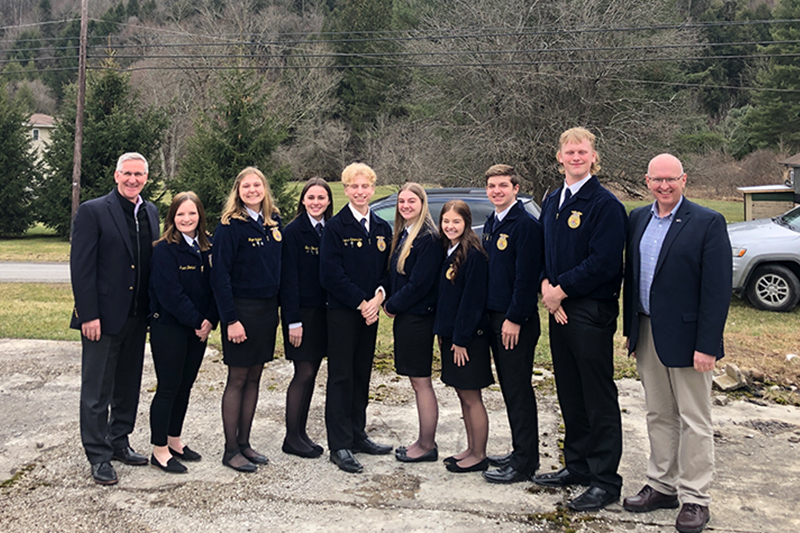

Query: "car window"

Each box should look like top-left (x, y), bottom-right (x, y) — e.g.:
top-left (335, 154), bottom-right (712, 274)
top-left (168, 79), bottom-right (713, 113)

top-left (373, 205), bottom-right (395, 223)
top-left (779, 206), bottom-right (800, 232)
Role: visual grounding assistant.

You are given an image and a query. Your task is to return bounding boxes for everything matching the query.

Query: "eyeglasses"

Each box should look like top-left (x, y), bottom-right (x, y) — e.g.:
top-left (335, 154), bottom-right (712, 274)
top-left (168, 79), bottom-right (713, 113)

top-left (648, 176), bottom-right (681, 185)
top-left (120, 171), bottom-right (146, 178)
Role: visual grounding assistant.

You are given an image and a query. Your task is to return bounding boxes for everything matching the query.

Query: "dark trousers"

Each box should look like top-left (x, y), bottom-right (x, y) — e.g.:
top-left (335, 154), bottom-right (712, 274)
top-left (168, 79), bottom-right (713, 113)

top-left (325, 308), bottom-right (378, 451)
top-left (549, 298), bottom-right (623, 495)
top-left (149, 322), bottom-right (207, 447)
top-left (488, 310), bottom-right (540, 475)
top-left (80, 315), bottom-right (148, 464)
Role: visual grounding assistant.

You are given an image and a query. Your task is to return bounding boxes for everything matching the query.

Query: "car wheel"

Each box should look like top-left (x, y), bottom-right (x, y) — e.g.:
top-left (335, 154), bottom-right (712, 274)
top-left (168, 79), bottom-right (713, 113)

top-left (745, 265), bottom-right (800, 312)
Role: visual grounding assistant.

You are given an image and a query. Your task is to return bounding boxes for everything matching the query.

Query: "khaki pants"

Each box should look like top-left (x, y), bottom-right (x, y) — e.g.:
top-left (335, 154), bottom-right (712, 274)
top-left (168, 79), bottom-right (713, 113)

top-left (636, 316), bottom-right (714, 506)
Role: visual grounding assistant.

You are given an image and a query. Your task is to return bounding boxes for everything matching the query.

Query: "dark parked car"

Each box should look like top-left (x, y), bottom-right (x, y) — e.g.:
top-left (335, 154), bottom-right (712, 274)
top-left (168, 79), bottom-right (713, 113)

top-left (728, 205), bottom-right (800, 312)
top-left (370, 187), bottom-right (541, 230)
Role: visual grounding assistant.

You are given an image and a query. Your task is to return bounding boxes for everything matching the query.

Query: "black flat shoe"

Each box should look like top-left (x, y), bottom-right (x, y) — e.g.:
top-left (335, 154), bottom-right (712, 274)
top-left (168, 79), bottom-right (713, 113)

top-left (446, 458), bottom-right (489, 473)
top-left (112, 446), bottom-right (148, 466)
top-left (282, 439), bottom-right (323, 459)
top-left (238, 443), bottom-right (269, 465)
top-left (396, 447), bottom-right (438, 463)
top-left (150, 454), bottom-right (187, 473)
top-left (442, 455), bottom-right (458, 465)
top-left (222, 450), bottom-right (257, 473)
top-left (169, 445), bottom-right (201, 462)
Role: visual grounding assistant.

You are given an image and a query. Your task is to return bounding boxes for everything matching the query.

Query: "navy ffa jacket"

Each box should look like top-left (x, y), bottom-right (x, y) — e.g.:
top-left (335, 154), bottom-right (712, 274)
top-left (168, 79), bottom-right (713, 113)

top-left (623, 199), bottom-right (732, 367)
top-left (482, 200), bottom-right (543, 324)
top-left (319, 205), bottom-right (392, 311)
top-left (540, 176), bottom-right (628, 300)
top-left (384, 230), bottom-right (443, 316)
top-left (434, 247), bottom-right (489, 347)
top-left (280, 214), bottom-right (327, 325)
top-left (211, 214), bottom-right (282, 324)
top-left (149, 238), bottom-right (218, 329)
top-left (70, 189), bottom-right (160, 336)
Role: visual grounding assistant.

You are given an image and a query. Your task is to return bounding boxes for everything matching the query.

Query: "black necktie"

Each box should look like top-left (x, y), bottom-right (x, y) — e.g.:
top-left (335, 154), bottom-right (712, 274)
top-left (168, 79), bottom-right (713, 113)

top-left (257, 214), bottom-right (264, 226)
top-left (564, 188), bottom-right (572, 202)
top-left (315, 223), bottom-right (323, 238)
top-left (191, 240), bottom-right (200, 255)
top-left (399, 229), bottom-right (408, 245)
top-left (360, 218), bottom-right (368, 235)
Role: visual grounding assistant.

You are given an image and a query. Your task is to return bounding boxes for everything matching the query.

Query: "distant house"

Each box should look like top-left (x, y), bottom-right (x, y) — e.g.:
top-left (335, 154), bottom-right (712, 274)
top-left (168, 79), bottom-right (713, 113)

top-left (25, 113), bottom-right (56, 163)
top-left (779, 153), bottom-right (800, 190)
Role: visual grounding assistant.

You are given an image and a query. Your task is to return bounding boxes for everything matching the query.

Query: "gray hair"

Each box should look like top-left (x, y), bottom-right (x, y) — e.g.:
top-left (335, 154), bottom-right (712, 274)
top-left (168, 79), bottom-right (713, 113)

top-left (116, 152), bottom-right (149, 173)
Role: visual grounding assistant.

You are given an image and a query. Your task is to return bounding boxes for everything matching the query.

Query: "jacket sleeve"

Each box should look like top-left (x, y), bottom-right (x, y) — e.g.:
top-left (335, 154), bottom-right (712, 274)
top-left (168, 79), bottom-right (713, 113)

top-left (210, 223), bottom-right (238, 324)
top-left (696, 212), bottom-right (732, 357)
top-left (453, 250), bottom-right (489, 347)
top-left (151, 243), bottom-right (205, 329)
top-left (280, 226), bottom-right (302, 324)
top-left (558, 198), bottom-right (628, 298)
top-left (506, 217), bottom-right (543, 324)
top-left (622, 209), bottom-right (639, 340)
top-left (70, 202), bottom-right (101, 325)
top-left (384, 234), bottom-right (442, 315)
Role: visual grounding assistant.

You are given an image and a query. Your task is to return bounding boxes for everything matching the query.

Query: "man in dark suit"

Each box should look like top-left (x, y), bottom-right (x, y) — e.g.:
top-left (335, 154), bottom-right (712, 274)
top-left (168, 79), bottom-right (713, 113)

top-left (533, 128), bottom-right (627, 511)
top-left (622, 153), bottom-right (731, 533)
top-left (70, 152), bottom-right (160, 485)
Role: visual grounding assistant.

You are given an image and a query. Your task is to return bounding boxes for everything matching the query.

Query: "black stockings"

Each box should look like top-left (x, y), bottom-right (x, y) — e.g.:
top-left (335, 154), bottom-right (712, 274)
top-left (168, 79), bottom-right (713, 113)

top-left (284, 360), bottom-right (322, 453)
top-left (222, 364), bottom-right (263, 467)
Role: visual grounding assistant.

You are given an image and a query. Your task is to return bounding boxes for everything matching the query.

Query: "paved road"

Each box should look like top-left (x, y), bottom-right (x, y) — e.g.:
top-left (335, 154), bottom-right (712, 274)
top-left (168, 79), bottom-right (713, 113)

top-left (0, 261), bottom-right (70, 282)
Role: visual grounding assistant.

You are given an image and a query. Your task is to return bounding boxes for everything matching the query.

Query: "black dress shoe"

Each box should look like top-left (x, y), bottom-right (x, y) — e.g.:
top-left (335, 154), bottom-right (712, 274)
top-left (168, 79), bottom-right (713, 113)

top-left (446, 458), bottom-right (489, 473)
top-left (112, 446), bottom-right (148, 466)
top-left (283, 439), bottom-right (323, 459)
top-left (567, 486), bottom-right (619, 512)
top-left (352, 437), bottom-right (392, 455)
top-left (150, 454), bottom-right (187, 473)
top-left (487, 452), bottom-right (513, 468)
top-left (675, 503), bottom-right (710, 533)
top-left (482, 465), bottom-right (531, 484)
top-left (91, 461), bottom-right (118, 485)
top-left (395, 447), bottom-right (438, 463)
top-left (623, 485), bottom-right (679, 513)
top-left (533, 468), bottom-right (589, 488)
top-left (169, 445), bottom-right (202, 462)
top-left (222, 450), bottom-right (257, 473)
top-left (330, 449), bottom-right (363, 473)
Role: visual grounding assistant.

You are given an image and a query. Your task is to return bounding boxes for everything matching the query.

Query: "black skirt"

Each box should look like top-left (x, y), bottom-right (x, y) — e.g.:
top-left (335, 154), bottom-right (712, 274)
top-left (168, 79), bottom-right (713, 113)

top-left (221, 297), bottom-right (278, 367)
top-left (440, 330), bottom-right (494, 390)
top-left (282, 306), bottom-right (327, 362)
top-left (393, 313), bottom-right (435, 377)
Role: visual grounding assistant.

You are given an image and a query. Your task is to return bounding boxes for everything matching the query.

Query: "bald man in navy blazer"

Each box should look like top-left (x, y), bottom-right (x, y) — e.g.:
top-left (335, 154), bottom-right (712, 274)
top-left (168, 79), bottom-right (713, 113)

top-left (622, 154), bottom-right (731, 533)
top-left (70, 153), bottom-right (160, 485)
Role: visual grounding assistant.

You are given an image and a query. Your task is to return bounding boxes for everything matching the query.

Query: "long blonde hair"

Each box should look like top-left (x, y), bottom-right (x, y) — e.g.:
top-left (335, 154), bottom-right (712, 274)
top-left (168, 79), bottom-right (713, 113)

top-left (390, 183), bottom-right (436, 275)
top-left (220, 167), bottom-right (279, 226)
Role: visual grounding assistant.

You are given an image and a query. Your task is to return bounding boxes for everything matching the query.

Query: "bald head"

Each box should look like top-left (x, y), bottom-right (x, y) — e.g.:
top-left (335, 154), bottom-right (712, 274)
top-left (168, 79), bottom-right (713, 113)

top-left (647, 153), bottom-right (684, 177)
top-left (646, 153), bottom-right (687, 216)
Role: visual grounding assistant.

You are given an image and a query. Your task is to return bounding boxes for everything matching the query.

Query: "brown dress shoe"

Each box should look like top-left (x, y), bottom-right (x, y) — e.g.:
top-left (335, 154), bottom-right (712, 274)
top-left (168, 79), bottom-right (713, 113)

top-left (623, 484), bottom-right (679, 513)
top-left (675, 503), bottom-right (710, 533)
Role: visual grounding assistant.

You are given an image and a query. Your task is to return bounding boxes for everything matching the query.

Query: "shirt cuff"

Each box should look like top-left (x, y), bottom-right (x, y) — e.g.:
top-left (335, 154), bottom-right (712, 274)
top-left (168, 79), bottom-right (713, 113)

top-left (288, 322), bottom-right (302, 330)
top-left (375, 286), bottom-right (386, 300)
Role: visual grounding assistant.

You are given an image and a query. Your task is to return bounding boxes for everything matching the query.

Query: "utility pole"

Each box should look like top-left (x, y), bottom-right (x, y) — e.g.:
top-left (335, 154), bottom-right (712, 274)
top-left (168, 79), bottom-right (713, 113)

top-left (70, 0), bottom-right (89, 239)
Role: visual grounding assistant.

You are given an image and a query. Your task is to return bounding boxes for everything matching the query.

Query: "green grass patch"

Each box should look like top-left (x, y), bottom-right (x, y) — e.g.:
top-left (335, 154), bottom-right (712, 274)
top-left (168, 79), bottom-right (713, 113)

top-left (0, 224), bottom-right (70, 262)
top-left (621, 198), bottom-right (744, 223)
top-left (0, 283), bottom-right (79, 340)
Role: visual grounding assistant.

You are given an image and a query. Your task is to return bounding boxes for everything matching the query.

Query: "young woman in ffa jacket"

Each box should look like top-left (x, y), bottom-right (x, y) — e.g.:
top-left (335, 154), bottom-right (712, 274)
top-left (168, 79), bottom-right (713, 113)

top-left (434, 200), bottom-right (493, 473)
top-left (149, 191), bottom-right (218, 473)
top-left (212, 167), bottom-right (282, 473)
top-left (384, 183), bottom-right (443, 463)
top-left (279, 178), bottom-right (333, 459)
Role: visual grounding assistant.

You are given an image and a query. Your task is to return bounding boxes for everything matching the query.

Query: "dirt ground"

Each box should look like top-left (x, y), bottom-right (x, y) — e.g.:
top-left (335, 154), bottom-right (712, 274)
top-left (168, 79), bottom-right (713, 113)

top-left (1, 338), bottom-right (799, 532)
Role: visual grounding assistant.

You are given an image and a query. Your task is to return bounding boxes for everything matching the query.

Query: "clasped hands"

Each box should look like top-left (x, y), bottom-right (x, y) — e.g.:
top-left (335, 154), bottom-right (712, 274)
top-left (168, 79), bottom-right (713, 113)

top-left (541, 279), bottom-right (568, 324)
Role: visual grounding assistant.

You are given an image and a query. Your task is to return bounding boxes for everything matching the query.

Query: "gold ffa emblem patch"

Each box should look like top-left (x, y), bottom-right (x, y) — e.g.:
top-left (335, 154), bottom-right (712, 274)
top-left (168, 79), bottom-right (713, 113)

top-left (271, 227), bottom-right (283, 241)
top-left (376, 235), bottom-right (387, 252)
top-left (497, 233), bottom-right (509, 251)
top-left (445, 265), bottom-right (455, 281)
top-left (567, 211), bottom-right (582, 229)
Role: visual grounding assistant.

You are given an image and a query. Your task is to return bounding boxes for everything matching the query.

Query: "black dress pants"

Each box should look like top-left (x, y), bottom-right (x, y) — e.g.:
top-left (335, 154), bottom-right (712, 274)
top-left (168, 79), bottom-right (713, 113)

top-left (80, 315), bottom-right (148, 464)
top-left (488, 310), bottom-right (540, 475)
top-left (325, 308), bottom-right (378, 451)
top-left (549, 298), bottom-right (623, 495)
top-left (149, 322), bottom-right (207, 446)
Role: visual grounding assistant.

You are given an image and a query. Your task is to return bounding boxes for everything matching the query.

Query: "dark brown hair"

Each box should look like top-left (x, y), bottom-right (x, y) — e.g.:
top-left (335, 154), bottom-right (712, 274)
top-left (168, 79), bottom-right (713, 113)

top-left (294, 177), bottom-right (334, 222)
top-left (484, 164), bottom-right (519, 187)
top-left (156, 191), bottom-right (211, 251)
top-left (439, 200), bottom-right (486, 283)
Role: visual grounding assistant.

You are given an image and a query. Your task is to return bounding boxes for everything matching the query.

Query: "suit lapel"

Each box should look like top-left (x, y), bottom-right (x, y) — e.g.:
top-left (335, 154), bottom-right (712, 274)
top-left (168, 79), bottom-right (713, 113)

top-left (105, 191), bottom-right (134, 259)
top-left (630, 209), bottom-right (651, 288)
top-left (654, 199), bottom-right (692, 277)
